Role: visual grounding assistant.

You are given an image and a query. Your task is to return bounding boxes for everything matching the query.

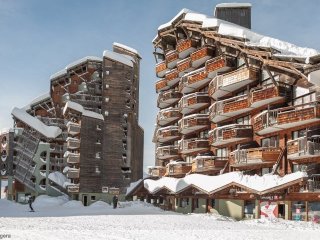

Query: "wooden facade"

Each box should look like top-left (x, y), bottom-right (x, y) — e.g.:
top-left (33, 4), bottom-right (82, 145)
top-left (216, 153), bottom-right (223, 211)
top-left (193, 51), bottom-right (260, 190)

top-left (149, 5), bottom-right (320, 219)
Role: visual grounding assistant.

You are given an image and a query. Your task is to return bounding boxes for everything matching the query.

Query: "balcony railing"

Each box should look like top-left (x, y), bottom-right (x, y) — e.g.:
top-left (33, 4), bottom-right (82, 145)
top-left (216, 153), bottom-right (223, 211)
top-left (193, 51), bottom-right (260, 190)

top-left (165, 50), bottom-right (179, 69)
top-left (250, 83), bottom-right (291, 108)
top-left (178, 92), bottom-right (210, 115)
top-left (176, 39), bottom-right (198, 58)
top-left (165, 162), bottom-right (192, 177)
top-left (147, 166), bottom-right (166, 177)
top-left (165, 69), bottom-right (180, 86)
top-left (67, 184), bottom-right (80, 193)
top-left (156, 126), bottom-right (180, 143)
top-left (253, 102), bottom-right (320, 135)
top-left (156, 145), bottom-right (179, 160)
top-left (205, 55), bottom-right (235, 78)
top-left (190, 47), bottom-right (214, 68)
top-left (209, 124), bottom-right (253, 147)
top-left (179, 67), bottom-right (209, 94)
top-left (157, 90), bottom-right (182, 109)
top-left (177, 57), bottom-right (194, 77)
top-left (178, 138), bottom-right (210, 154)
top-left (178, 114), bottom-right (210, 135)
top-left (155, 78), bottom-right (169, 93)
top-left (156, 61), bottom-right (167, 78)
top-left (67, 168), bottom-right (80, 179)
top-left (209, 94), bottom-right (250, 123)
top-left (157, 107), bottom-right (181, 126)
top-left (66, 137), bottom-right (80, 149)
top-left (191, 156), bottom-right (228, 173)
top-left (230, 147), bottom-right (281, 166)
top-left (287, 136), bottom-right (320, 160)
top-left (209, 67), bottom-right (260, 100)
top-left (66, 152), bottom-right (80, 164)
top-left (67, 122), bottom-right (81, 136)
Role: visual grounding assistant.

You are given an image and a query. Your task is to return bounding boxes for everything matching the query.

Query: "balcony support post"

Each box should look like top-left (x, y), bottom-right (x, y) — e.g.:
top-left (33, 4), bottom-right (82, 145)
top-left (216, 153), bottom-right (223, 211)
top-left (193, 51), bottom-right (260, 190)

top-left (264, 65), bottom-right (278, 87)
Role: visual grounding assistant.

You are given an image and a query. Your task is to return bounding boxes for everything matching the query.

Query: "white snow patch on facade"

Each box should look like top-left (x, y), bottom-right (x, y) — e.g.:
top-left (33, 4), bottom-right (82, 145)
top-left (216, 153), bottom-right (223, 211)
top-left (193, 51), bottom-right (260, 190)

top-left (11, 107), bottom-right (62, 139)
top-left (48, 171), bottom-right (70, 188)
top-left (308, 69), bottom-right (320, 86)
top-left (63, 101), bottom-right (104, 120)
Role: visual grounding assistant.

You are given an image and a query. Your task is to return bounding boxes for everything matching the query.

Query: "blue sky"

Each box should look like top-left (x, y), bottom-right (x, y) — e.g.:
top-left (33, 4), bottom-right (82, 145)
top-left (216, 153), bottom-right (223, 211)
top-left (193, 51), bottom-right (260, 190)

top-left (0, 0), bottom-right (319, 170)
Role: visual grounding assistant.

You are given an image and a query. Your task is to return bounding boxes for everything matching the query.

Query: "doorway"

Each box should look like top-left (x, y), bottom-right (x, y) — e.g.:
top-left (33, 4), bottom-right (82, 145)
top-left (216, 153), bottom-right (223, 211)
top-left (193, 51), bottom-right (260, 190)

top-left (83, 195), bottom-right (88, 206)
top-left (278, 203), bottom-right (286, 219)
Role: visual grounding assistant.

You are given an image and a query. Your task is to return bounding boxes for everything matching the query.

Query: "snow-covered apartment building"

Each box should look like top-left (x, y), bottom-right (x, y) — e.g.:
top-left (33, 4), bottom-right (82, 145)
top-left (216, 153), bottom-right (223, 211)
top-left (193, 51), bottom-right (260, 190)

top-left (3, 43), bottom-right (144, 206)
top-left (128, 4), bottom-right (320, 221)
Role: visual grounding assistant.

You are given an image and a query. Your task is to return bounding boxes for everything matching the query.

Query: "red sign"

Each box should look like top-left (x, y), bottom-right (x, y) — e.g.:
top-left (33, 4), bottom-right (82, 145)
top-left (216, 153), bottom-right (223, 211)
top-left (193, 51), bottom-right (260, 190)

top-left (260, 201), bottom-right (278, 219)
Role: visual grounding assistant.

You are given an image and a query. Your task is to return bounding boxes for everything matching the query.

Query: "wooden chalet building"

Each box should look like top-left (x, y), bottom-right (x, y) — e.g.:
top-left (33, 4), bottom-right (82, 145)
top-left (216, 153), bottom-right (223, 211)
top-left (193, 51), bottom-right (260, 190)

top-left (9, 43), bottom-right (144, 205)
top-left (129, 4), bottom-right (320, 222)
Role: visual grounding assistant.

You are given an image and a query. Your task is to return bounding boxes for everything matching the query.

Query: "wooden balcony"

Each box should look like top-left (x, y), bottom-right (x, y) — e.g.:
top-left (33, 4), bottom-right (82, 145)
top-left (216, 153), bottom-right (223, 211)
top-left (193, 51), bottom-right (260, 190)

top-left (209, 124), bottom-right (253, 147)
top-left (179, 138), bottom-right (210, 154)
top-left (67, 184), bottom-right (80, 193)
top-left (230, 147), bottom-right (281, 168)
top-left (190, 47), bottom-right (214, 68)
top-left (165, 50), bottom-right (179, 69)
top-left (176, 39), bottom-right (198, 58)
top-left (66, 137), bottom-right (80, 149)
top-left (179, 67), bottom-right (209, 94)
top-left (156, 126), bottom-right (180, 143)
top-left (250, 83), bottom-right (291, 108)
top-left (67, 122), bottom-right (81, 136)
top-left (178, 92), bottom-right (210, 115)
top-left (155, 78), bottom-right (169, 93)
top-left (147, 166), bottom-right (166, 178)
top-left (66, 152), bottom-right (80, 164)
top-left (157, 90), bottom-right (182, 109)
top-left (253, 102), bottom-right (320, 135)
top-left (67, 168), bottom-right (80, 179)
top-left (205, 55), bottom-right (235, 78)
top-left (165, 162), bottom-right (192, 177)
top-left (209, 67), bottom-right (259, 100)
top-left (191, 156), bottom-right (227, 174)
top-left (209, 94), bottom-right (250, 123)
top-left (157, 107), bottom-right (181, 126)
top-left (156, 61), bottom-right (167, 78)
top-left (156, 145), bottom-right (179, 160)
top-left (165, 68), bottom-right (180, 86)
top-left (177, 57), bottom-right (195, 77)
top-left (287, 136), bottom-right (320, 161)
top-left (178, 114), bottom-right (210, 135)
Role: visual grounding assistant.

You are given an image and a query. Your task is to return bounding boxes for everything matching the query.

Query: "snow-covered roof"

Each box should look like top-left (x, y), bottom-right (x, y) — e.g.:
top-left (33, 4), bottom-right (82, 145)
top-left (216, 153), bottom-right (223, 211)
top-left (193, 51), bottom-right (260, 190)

top-left (103, 50), bottom-right (134, 67)
top-left (50, 69), bottom-right (68, 81)
top-left (158, 8), bottom-right (195, 30)
top-left (65, 56), bottom-right (102, 70)
top-left (154, 9), bottom-right (319, 59)
top-left (126, 179), bottom-right (143, 195)
top-left (113, 42), bottom-right (141, 58)
top-left (215, 3), bottom-right (252, 8)
top-left (143, 171), bottom-right (307, 195)
top-left (63, 101), bottom-right (104, 121)
top-left (23, 92), bottom-right (51, 111)
top-left (11, 107), bottom-right (62, 139)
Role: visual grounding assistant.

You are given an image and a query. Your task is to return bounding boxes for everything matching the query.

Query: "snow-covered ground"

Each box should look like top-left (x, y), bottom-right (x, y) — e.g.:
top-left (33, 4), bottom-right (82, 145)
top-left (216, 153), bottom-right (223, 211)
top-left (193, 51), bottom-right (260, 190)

top-left (0, 195), bottom-right (320, 240)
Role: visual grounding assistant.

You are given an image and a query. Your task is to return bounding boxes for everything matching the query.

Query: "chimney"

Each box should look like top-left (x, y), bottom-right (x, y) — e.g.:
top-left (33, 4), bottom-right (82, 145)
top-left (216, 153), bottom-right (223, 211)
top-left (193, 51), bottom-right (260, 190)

top-left (214, 3), bottom-right (252, 29)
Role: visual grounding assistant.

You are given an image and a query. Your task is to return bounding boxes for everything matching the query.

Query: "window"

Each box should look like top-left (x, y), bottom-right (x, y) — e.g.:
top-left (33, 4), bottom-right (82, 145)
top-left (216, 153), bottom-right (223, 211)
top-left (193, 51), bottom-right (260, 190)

top-left (96, 139), bottom-right (101, 144)
top-left (195, 198), bottom-right (199, 208)
top-left (91, 196), bottom-right (96, 201)
top-left (236, 115), bottom-right (250, 125)
top-left (95, 152), bottom-right (101, 159)
top-left (217, 148), bottom-right (228, 158)
top-left (292, 129), bottom-right (306, 140)
top-left (261, 136), bottom-right (279, 148)
top-left (96, 125), bottom-right (101, 130)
